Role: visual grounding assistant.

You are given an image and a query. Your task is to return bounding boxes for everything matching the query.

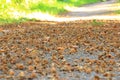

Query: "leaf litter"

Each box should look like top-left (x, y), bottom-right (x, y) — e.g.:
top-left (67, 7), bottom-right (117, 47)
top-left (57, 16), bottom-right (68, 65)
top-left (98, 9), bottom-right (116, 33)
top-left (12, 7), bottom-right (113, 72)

top-left (0, 20), bottom-right (120, 80)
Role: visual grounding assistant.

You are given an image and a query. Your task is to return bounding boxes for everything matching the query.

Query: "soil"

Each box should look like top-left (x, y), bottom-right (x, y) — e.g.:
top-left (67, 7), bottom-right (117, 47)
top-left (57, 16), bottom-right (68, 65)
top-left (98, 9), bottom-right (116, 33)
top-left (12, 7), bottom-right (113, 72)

top-left (0, 20), bottom-right (120, 80)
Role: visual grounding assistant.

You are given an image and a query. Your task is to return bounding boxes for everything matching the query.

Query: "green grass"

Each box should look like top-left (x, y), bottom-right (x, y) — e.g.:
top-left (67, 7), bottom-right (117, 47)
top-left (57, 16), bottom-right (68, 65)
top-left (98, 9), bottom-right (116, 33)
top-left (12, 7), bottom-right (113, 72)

top-left (30, 1), bottom-right (66, 15)
top-left (0, 0), bottom-right (100, 25)
top-left (115, 10), bottom-right (120, 14)
top-left (114, 1), bottom-right (120, 15)
top-left (91, 19), bottom-right (104, 26)
top-left (59, 0), bottom-right (100, 6)
top-left (31, 0), bottom-right (100, 14)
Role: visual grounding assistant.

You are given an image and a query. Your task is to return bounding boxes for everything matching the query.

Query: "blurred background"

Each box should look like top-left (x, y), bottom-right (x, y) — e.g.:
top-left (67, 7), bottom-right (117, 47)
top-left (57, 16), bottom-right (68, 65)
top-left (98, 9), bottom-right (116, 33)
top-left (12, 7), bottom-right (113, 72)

top-left (0, 0), bottom-right (119, 24)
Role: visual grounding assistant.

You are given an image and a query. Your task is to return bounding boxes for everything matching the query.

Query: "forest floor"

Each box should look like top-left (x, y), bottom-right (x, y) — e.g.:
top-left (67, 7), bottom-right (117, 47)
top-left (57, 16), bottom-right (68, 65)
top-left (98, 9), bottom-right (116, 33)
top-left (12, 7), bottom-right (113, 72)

top-left (0, 0), bottom-right (120, 80)
top-left (0, 20), bottom-right (120, 80)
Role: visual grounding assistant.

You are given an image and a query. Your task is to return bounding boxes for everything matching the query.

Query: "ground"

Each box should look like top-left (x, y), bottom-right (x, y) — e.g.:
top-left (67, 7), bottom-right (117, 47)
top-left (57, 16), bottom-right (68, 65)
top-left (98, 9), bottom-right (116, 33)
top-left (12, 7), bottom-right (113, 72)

top-left (0, 0), bottom-right (120, 80)
top-left (0, 20), bottom-right (120, 80)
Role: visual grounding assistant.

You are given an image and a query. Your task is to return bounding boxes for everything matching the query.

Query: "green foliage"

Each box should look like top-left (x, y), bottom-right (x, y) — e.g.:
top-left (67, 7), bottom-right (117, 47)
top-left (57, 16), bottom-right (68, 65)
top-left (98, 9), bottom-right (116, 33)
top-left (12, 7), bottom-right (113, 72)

top-left (91, 19), bottom-right (104, 26)
top-left (115, 10), bottom-right (120, 14)
top-left (57, 0), bottom-right (100, 6)
top-left (0, 18), bottom-right (29, 25)
top-left (30, 2), bottom-right (66, 15)
top-left (114, 2), bottom-right (120, 14)
top-left (0, 0), bottom-right (100, 25)
top-left (118, 0), bottom-right (120, 2)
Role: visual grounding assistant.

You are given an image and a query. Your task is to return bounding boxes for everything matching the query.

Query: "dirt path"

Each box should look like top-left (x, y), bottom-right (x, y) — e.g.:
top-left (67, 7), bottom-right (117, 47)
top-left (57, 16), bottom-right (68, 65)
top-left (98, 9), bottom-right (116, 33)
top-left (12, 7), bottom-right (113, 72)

top-left (64, 0), bottom-right (117, 17)
top-left (26, 0), bottom-right (120, 22)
